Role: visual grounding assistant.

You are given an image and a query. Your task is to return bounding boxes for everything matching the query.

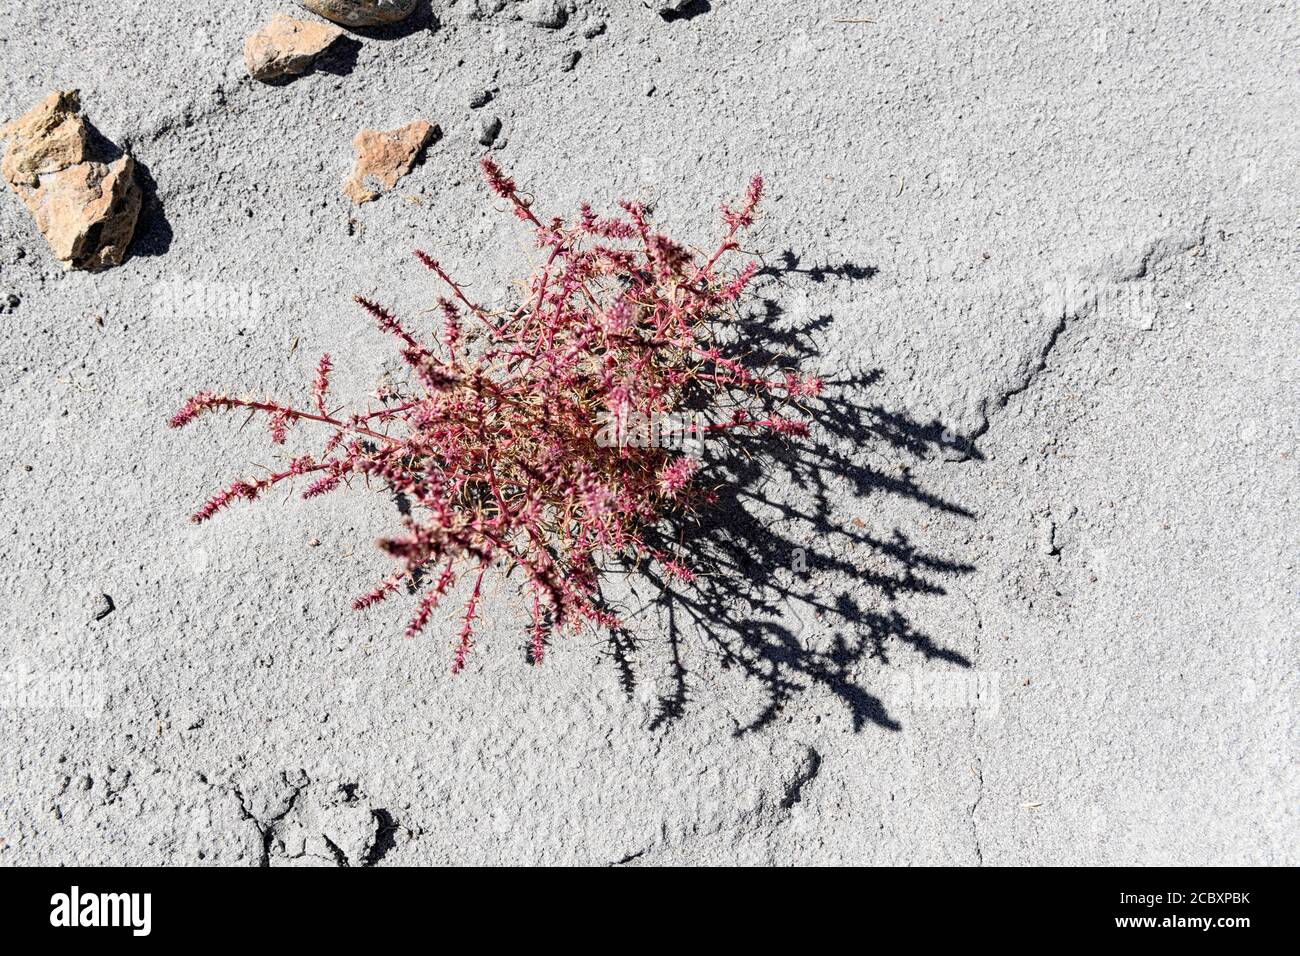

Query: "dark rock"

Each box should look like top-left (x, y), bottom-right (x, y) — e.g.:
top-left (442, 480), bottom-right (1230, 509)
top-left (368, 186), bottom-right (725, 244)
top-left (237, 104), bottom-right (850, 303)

top-left (478, 116), bottom-right (502, 147)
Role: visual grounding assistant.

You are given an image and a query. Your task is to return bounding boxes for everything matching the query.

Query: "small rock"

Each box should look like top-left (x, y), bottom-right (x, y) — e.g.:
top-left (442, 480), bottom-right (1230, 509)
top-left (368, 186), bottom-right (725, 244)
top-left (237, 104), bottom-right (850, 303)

top-left (583, 20), bottom-right (607, 38)
top-left (653, 0), bottom-right (696, 15)
top-left (88, 593), bottom-right (115, 622)
top-left (0, 293), bottom-right (19, 313)
top-left (343, 120), bottom-right (438, 204)
top-left (22, 157), bottom-right (140, 271)
top-left (469, 89), bottom-right (495, 109)
top-left (245, 14), bottom-right (343, 82)
top-left (478, 116), bottom-right (502, 148)
top-left (298, 0), bottom-right (418, 27)
top-left (561, 50), bottom-right (581, 72)
top-left (1, 91), bottom-right (141, 271)
top-left (524, 0), bottom-right (568, 29)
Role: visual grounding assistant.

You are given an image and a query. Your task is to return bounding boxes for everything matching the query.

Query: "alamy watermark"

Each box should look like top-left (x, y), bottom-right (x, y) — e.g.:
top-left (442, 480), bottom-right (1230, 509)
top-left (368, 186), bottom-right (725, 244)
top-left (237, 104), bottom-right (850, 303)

top-left (150, 278), bottom-right (266, 331)
top-left (50, 886), bottom-right (151, 936)
top-left (595, 408), bottom-right (710, 457)
top-left (0, 657), bottom-right (105, 716)
top-left (1043, 276), bottom-right (1157, 329)
top-left (886, 668), bottom-right (1003, 720)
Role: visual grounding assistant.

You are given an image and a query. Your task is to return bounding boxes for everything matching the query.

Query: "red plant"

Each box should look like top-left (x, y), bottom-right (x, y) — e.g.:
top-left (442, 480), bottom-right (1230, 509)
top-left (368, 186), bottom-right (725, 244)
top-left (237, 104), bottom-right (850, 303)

top-left (170, 160), bottom-right (821, 671)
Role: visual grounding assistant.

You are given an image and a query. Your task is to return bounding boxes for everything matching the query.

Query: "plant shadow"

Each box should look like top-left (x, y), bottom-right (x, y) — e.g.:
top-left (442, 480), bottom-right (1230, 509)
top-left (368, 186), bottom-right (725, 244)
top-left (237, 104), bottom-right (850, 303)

top-left (600, 252), bottom-right (980, 735)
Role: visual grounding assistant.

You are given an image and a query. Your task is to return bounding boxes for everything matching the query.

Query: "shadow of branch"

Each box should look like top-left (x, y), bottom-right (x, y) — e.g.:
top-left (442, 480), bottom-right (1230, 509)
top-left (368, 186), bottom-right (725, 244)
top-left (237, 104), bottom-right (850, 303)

top-left (598, 252), bottom-right (979, 734)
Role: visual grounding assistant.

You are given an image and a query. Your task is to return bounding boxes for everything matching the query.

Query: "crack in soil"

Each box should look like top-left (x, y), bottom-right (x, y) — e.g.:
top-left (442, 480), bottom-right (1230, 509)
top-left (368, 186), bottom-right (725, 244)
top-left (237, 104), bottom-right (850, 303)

top-left (231, 775), bottom-right (309, 868)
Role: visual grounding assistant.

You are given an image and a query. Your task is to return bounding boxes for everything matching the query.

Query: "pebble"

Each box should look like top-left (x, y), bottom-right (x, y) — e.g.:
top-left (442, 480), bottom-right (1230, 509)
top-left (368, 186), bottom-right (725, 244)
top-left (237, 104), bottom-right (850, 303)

top-left (469, 89), bottom-right (495, 109)
top-left (342, 120), bottom-right (438, 204)
top-left (88, 593), bottom-right (115, 622)
top-left (479, 116), bottom-right (502, 147)
top-left (561, 50), bottom-right (581, 72)
top-left (656, 0), bottom-right (697, 15)
top-left (244, 15), bottom-right (344, 82)
top-left (524, 0), bottom-right (568, 29)
top-left (297, 0), bottom-right (418, 27)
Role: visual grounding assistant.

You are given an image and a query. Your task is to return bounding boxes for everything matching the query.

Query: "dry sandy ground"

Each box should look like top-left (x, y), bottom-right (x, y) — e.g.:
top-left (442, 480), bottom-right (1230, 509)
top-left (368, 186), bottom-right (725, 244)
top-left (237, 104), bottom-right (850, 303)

top-left (0, 0), bottom-right (1295, 864)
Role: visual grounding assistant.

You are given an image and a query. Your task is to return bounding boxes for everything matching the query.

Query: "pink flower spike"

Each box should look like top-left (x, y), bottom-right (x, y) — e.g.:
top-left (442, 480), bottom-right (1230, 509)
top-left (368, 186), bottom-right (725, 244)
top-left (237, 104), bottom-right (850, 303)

top-left (313, 354), bottom-right (333, 416)
top-left (169, 392), bottom-right (219, 429)
top-left (658, 456), bottom-right (700, 497)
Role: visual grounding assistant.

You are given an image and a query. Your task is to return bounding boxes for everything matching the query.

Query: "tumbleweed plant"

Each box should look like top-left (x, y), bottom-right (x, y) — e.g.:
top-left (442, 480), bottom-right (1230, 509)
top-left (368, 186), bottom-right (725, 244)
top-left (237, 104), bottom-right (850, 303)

top-left (171, 160), bottom-right (821, 671)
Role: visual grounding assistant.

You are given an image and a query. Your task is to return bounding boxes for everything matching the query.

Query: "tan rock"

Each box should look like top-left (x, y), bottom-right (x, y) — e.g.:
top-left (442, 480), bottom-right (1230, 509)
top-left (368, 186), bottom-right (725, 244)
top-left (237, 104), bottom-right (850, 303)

top-left (298, 0), bottom-right (418, 28)
top-left (245, 14), bottom-right (344, 82)
top-left (20, 156), bottom-right (142, 271)
top-left (1, 90), bottom-right (141, 271)
top-left (0, 90), bottom-right (89, 188)
top-left (343, 120), bottom-right (437, 204)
